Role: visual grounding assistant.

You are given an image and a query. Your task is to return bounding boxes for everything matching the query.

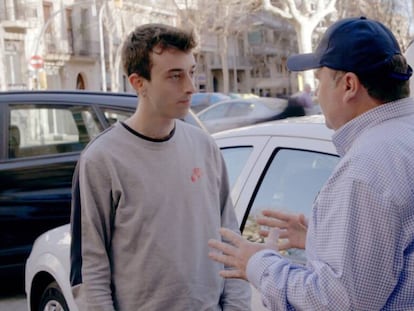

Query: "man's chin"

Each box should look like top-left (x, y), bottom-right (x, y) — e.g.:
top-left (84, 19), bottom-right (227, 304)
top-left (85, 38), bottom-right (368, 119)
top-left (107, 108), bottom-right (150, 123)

top-left (176, 107), bottom-right (190, 118)
top-left (166, 111), bottom-right (188, 121)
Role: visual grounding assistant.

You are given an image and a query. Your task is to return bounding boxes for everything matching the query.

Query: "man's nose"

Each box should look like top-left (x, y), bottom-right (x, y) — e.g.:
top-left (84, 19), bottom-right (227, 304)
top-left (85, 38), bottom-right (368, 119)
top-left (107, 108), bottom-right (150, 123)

top-left (184, 74), bottom-right (196, 93)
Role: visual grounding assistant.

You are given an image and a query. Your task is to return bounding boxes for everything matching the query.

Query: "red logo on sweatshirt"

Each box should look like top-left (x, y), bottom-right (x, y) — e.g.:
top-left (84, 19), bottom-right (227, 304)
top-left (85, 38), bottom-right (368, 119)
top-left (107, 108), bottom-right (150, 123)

top-left (191, 167), bottom-right (202, 182)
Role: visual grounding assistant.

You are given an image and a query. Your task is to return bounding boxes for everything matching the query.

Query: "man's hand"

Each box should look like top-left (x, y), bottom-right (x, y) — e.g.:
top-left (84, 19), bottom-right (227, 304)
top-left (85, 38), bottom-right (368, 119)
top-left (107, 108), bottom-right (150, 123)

top-left (208, 228), bottom-right (279, 280)
top-left (257, 210), bottom-right (308, 250)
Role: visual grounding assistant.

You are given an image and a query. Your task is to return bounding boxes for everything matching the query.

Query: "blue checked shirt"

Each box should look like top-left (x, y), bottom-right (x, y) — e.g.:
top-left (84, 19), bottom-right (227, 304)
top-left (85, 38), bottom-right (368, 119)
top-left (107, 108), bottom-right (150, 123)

top-left (246, 98), bottom-right (414, 310)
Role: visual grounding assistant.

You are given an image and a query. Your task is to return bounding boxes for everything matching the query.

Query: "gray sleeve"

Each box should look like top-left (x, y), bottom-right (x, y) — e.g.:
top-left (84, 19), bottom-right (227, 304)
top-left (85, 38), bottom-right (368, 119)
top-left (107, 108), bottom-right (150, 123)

top-left (74, 154), bottom-right (116, 310)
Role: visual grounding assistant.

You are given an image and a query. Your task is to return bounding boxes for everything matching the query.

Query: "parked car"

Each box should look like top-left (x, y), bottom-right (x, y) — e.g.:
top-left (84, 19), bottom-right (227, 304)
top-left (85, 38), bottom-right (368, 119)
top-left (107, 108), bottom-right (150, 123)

top-left (25, 115), bottom-right (339, 311)
top-left (190, 92), bottom-right (231, 113)
top-left (228, 92), bottom-right (259, 99)
top-left (0, 90), bottom-right (204, 283)
top-left (197, 97), bottom-right (287, 133)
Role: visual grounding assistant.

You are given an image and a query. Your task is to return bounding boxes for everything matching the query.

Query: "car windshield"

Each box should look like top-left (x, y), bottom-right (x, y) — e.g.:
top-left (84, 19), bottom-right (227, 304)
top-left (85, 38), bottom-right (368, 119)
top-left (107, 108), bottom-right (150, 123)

top-left (191, 93), bottom-right (230, 106)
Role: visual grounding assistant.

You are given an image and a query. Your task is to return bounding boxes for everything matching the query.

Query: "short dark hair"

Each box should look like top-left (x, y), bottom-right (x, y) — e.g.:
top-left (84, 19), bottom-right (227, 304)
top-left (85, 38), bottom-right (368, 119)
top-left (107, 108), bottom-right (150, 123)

top-left (121, 23), bottom-right (197, 80)
top-left (357, 54), bottom-right (410, 102)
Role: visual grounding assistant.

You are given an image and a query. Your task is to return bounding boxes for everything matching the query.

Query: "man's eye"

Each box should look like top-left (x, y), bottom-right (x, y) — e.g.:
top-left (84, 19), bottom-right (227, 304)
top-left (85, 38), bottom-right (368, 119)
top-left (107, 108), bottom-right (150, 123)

top-left (170, 74), bottom-right (181, 80)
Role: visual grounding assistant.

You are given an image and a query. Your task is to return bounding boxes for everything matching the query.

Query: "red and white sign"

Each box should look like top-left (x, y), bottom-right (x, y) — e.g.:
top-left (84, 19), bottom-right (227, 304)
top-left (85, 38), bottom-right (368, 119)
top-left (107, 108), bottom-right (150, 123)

top-left (29, 55), bottom-right (44, 69)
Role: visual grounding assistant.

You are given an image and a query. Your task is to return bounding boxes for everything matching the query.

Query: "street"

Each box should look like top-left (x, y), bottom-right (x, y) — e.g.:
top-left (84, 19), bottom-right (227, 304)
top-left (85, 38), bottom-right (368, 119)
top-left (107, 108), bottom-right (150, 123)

top-left (0, 281), bottom-right (27, 311)
top-left (0, 295), bottom-right (26, 311)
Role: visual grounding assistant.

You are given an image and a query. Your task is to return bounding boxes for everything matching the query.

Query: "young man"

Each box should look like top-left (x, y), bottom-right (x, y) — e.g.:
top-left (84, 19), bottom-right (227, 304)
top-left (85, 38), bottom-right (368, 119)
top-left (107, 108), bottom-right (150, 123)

top-left (208, 17), bottom-right (414, 310)
top-left (70, 23), bottom-right (251, 310)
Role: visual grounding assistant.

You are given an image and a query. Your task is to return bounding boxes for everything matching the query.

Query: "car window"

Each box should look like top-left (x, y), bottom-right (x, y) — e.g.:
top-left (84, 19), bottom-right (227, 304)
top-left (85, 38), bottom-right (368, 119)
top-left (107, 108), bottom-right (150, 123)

top-left (192, 93), bottom-right (230, 106)
top-left (101, 107), bottom-right (206, 131)
top-left (210, 93), bottom-right (231, 103)
top-left (242, 148), bottom-right (339, 262)
top-left (221, 146), bottom-right (253, 189)
top-left (198, 104), bottom-right (228, 120)
top-left (190, 93), bottom-right (209, 106)
top-left (227, 102), bottom-right (254, 117)
top-left (9, 105), bottom-right (101, 159)
top-left (102, 108), bottom-right (133, 125)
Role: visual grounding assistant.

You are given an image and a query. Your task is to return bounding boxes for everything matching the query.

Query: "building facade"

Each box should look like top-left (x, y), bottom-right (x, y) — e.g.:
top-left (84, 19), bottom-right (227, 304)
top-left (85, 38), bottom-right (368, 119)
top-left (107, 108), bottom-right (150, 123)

top-left (0, 0), bottom-right (298, 95)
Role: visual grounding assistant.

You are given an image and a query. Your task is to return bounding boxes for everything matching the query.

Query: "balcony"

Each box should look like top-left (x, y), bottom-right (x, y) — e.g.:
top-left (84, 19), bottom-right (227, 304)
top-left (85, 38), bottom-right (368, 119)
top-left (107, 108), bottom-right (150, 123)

top-left (249, 43), bottom-right (291, 57)
top-left (0, 1), bottom-right (37, 32)
top-left (44, 33), bottom-right (71, 55)
top-left (208, 55), bottom-right (251, 70)
top-left (73, 39), bottom-right (100, 58)
top-left (1, 19), bottom-right (29, 32)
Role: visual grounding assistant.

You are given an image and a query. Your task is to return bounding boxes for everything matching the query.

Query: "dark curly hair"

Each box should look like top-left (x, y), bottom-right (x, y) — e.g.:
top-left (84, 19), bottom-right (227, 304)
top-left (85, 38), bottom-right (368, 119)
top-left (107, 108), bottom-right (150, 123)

top-left (121, 23), bottom-right (197, 80)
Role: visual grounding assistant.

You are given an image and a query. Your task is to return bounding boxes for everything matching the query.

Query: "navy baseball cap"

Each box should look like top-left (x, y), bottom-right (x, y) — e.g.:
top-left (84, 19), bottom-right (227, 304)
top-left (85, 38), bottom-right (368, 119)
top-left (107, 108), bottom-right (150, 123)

top-left (287, 17), bottom-right (412, 80)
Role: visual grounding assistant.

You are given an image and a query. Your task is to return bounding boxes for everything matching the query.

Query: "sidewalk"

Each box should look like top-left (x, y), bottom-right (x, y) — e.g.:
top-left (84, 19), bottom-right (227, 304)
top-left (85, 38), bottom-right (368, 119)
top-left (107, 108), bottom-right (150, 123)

top-left (0, 294), bottom-right (26, 311)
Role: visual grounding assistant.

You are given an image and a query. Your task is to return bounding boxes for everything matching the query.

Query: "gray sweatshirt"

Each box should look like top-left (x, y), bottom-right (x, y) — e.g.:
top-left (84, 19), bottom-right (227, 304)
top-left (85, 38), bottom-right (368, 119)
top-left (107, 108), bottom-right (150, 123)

top-left (70, 120), bottom-right (251, 311)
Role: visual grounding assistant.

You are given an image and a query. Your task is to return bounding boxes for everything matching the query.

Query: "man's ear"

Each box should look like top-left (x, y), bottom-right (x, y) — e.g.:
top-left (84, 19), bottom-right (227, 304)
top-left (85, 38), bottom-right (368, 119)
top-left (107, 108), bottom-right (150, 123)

top-left (128, 73), bottom-right (144, 93)
top-left (343, 72), bottom-right (359, 102)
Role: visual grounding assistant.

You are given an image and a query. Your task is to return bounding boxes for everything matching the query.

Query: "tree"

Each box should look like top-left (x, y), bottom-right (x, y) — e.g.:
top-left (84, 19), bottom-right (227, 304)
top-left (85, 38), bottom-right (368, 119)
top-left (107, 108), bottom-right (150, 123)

top-left (337, 0), bottom-right (412, 52)
top-left (263, 0), bottom-right (412, 90)
top-left (100, 0), bottom-right (177, 91)
top-left (174, 0), bottom-right (260, 94)
top-left (262, 0), bottom-right (337, 89)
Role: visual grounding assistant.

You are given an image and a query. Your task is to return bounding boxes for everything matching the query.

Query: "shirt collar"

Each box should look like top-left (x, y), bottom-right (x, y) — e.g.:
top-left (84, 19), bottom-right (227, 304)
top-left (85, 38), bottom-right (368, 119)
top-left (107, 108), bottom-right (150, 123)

top-left (332, 97), bottom-right (414, 156)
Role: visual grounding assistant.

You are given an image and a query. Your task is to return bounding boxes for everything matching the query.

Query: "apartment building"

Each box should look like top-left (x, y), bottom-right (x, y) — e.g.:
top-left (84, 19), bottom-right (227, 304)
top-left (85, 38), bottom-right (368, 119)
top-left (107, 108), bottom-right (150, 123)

top-left (0, 0), bottom-right (98, 90)
top-left (0, 0), bottom-right (297, 95)
top-left (0, 0), bottom-right (175, 91)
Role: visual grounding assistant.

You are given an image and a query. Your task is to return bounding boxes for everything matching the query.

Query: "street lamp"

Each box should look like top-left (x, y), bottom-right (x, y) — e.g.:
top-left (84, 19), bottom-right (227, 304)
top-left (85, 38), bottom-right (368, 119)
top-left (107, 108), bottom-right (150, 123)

top-left (99, 2), bottom-right (107, 91)
top-left (0, 25), bottom-right (6, 91)
top-left (31, 0), bottom-right (108, 90)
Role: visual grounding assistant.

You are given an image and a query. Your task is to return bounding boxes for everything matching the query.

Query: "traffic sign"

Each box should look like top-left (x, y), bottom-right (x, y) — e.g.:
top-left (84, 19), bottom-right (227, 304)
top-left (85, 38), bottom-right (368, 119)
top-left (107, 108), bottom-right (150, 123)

top-left (30, 55), bottom-right (44, 69)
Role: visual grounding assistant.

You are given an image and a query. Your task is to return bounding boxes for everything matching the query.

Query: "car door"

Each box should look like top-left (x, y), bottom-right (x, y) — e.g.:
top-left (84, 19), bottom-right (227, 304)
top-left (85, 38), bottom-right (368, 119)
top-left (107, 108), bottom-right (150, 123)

top-left (234, 136), bottom-right (337, 225)
top-left (216, 135), bottom-right (270, 212)
top-left (0, 102), bottom-right (102, 276)
top-left (218, 135), bottom-right (339, 310)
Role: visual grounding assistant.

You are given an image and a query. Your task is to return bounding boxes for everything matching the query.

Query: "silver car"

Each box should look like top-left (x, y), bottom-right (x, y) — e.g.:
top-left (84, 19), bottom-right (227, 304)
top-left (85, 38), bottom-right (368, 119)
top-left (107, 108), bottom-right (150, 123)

top-left (197, 98), bottom-right (287, 133)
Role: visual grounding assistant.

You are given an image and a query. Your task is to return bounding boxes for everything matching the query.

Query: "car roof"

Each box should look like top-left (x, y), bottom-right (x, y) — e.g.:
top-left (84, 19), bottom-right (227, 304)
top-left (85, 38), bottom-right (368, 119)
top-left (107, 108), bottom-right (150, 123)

top-left (0, 90), bottom-right (206, 130)
top-left (192, 92), bottom-right (230, 97)
top-left (198, 97), bottom-right (285, 114)
top-left (191, 92), bottom-right (231, 105)
top-left (212, 114), bottom-right (333, 141)
top-left (0, 90), bottom-right (138, 108)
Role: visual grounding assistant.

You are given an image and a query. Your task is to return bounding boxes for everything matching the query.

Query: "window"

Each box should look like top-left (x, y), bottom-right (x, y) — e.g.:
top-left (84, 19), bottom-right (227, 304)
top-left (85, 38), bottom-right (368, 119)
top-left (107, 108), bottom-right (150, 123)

top-left (9, 105), bottom-right (101, 158)
top-left (221, 146), bottom-right (253, 189)
top-left (227, 102), bottom-right (254, 117)
top-left (198, 104), bottom-right (228, 121)
top-left (102, 108), bottom-right (133, 125)
top-left (5, 41), bottom-right (25, 89)
top-left (66, 8), bottom-right (74, 53)
top-left (43, 2), bottom-right (53, 36)
top-left (247, 30), bottom-right (263, 45)
top-left (242, 148), bottom-right (339, 262)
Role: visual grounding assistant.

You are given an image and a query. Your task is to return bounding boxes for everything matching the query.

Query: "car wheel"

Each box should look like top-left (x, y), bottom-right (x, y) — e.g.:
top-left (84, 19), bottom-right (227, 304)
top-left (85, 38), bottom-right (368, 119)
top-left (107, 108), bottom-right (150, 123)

top-left (38, 281), bottom-right (69, 311)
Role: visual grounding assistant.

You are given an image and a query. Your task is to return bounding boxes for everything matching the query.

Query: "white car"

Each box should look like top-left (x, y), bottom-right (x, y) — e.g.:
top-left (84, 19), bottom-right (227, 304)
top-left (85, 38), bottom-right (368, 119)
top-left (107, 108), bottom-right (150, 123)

top-left (25, 115), bottom-right (339, 311)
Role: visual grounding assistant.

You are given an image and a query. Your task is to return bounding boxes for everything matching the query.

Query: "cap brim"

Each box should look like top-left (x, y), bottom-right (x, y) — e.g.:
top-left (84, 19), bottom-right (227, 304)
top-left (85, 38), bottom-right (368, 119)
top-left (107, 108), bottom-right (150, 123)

top-left (287, 53), bottom-right (321, 71)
